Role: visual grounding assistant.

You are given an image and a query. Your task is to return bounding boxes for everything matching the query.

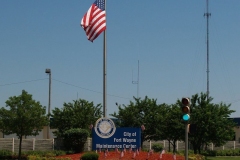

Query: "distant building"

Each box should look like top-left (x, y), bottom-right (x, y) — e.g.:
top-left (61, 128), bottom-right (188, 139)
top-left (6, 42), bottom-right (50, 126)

top-left (0, 126), bottom-right (57, 139)
top-left (230, 117), bottom-right (240, 142)
top-left (0, 117), bottom-right (240, 140)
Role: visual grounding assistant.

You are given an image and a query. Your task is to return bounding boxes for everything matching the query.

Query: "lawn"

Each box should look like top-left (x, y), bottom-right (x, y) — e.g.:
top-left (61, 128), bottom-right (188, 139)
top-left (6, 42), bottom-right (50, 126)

top-left (206, 157), bottom-right (240, 160)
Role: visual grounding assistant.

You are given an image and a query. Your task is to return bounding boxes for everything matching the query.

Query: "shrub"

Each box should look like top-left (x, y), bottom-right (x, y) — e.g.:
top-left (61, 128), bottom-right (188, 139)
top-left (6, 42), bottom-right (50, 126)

top-left (0, 150), bottom-right (68, 160)
top-left (80, 152), bottom-right (99, 160)
top-left (27, 155), bottom-right (71, 160)
top-left (45, 152), bottom-right (56, 157)
top-left (0, 149), bottom-right (12, 157)
top-left (53, 150), bottom-right (66, 156)
top-left (188, 154), bottom-right (205, 160)
top-left (11, 155), bottom-right (28, 160)
top-left (152, 143), bottom-right (163, 152)
top-left (23, 151), bottom-right (53, 157)
top-left (23, 150), bottom-right (67, 157)
top-left (28, 155), bottom-right (43, 160)
top-left (201, 150), bottom-right (217, 156)
top-left (217, 150), bottom-right (227, 156)
top-left (0, 150), bottom-right (27, 160)
top-left (233, 149), bottom-right (240, 156)
top-left (66, 150), bottom-right (75, 155)
top-left (63, 128), bottom-right (89, 153)
top-left (141, 147), bottom-right (149, 152)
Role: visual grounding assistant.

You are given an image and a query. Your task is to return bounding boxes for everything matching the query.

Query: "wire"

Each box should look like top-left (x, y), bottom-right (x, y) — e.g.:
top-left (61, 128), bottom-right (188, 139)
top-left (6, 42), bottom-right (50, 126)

top-left (52, 78), bottom-right (101, 93)
top-left (0, 78), bottom-right (48, 86)
top-left (0, 78), bottom-right (131, 100)
top-left (224, 99), bottom-right (240, 104)
top-left (1, 78), bottom-right (239, 103)
top-left (52, 78), bottom-right (132, 100)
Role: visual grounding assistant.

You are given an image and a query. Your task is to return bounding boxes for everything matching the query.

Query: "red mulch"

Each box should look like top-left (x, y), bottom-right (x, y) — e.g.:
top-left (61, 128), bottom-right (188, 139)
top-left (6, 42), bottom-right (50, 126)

top-left (56, 151), bottom-right (185, 160)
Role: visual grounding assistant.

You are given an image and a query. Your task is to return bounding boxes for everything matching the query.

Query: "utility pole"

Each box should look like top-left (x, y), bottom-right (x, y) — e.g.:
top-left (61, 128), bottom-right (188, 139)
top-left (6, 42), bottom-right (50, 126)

top-left (132, 60), bottom-right (139, 98)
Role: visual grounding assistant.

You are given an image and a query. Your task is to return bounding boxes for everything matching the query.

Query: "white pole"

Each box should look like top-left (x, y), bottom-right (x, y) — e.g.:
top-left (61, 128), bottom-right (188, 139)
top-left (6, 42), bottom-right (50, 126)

top-left (12, 138), bottom-right (14, 153)
top-left (176, 140), bottom-right (178, 151)
top-left (52, 138), bottom-right (55, 150)
top-left (33, 138), bottom-right (35, 150)
top-left (88, 138), bottom-right (91, 151)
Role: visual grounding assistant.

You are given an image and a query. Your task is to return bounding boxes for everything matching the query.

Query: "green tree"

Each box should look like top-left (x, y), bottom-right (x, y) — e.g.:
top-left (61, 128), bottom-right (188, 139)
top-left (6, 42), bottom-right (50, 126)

top-left (51, 99), bottom-right (102, 137)
top-left (161, 103), bottom-right (184, 152)
top-left (0, 90), bottom-right (48, 159)
top-left (189, 92), bottom-right (235, 154)
top-left (110, 96), bottom-right (166, 148)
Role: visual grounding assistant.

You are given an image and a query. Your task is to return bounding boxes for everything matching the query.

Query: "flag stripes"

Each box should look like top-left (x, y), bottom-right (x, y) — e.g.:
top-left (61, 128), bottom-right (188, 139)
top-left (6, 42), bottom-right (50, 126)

top-left (81, 0), bottom-right (106, 42)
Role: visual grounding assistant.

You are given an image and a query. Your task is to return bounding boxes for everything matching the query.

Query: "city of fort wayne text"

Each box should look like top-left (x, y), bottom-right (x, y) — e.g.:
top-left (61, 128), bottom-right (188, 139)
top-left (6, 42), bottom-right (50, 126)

top-left (96, 132), bottom-right (138, 149)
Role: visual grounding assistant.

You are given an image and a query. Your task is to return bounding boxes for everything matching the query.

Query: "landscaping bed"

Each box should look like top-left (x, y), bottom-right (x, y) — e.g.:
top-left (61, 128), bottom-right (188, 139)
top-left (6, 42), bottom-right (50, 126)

top-left (56, 151), bottom-right (185, 160)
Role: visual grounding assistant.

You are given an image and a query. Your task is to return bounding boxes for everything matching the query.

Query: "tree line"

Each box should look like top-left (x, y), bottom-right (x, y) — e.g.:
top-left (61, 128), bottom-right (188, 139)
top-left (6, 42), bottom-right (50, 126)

top-left (0, 90), bottom-right (236, 158)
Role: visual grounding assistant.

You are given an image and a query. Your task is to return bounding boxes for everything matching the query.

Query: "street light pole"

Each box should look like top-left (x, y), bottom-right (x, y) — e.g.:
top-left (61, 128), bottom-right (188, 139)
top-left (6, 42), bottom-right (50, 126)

top-left (45, 68), bottom-right (51, 139)
top-left (185, 123), bottom-right (188, 160)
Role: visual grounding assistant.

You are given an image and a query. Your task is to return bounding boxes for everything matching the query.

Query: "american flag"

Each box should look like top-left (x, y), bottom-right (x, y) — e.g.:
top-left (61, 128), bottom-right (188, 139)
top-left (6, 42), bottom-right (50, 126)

top-left (120, 150), bottom-right (124, 158)
top-left (123, 147), bottom-right (126, 153)
top-left (161, 150), bottom-right (166, 154)
top-left (106, 148), bottom-right (109, 155)
top-left (81, 0), bottom-right (106, 42)
top-left (159, 149), bottom-right (165, 159)
top-left (115, 147), bottom-right (120, 153)
top-left (160, 153), bottom-right (162, 159)
top-left (129, 147), bottom-right (132, 153)
top-left (132, 150), bottom-right (136, 159)
top-left (173, 153), bottom-right (176, 160)
top-left (104, 149), bottom-right (107, 157)
top-left (136, 149), bottom-right (139, 155)
top-left (149, 149), bottom-right (153, 155)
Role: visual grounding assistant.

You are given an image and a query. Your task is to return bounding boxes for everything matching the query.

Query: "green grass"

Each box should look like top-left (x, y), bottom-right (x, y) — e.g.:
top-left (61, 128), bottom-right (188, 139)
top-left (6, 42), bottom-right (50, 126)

top-left (206, 157), bottom-right (240, 160)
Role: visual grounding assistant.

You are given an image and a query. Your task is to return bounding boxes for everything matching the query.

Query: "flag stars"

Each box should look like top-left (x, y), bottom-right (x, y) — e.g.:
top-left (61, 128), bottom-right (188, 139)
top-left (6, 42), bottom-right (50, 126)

top-left (95, 0), bottom-right (105, 10)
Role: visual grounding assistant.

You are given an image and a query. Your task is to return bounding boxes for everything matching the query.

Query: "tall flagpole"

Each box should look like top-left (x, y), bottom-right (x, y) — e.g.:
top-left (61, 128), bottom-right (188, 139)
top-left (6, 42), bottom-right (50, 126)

top-left (103, 0), bottom-right (107, 117)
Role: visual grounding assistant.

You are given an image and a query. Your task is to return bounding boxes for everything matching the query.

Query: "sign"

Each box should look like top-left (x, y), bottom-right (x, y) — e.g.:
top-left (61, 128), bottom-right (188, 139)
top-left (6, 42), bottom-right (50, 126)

top-left (92, 118), bottom-right (141, 150)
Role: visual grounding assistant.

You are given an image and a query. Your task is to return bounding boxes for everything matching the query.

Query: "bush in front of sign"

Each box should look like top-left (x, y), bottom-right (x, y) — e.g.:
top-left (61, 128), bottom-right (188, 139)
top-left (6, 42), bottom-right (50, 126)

top-left (62, 128), bottom-right (89, 153)
top-left (152, 143), bottom-right (163, 152)
top-left (80, 152), bottom-right (99, 160)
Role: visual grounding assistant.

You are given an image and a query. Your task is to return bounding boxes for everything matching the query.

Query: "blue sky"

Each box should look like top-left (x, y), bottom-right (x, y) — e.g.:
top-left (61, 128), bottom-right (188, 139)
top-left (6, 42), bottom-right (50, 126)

top-left (0, 0), bottom-right (240, 117)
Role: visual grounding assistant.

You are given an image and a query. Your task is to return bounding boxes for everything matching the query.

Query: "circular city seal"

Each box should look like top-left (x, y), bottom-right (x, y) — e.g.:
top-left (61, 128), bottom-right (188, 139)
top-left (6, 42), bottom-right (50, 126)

top-left (95, 117), bottom-right (116, 138)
